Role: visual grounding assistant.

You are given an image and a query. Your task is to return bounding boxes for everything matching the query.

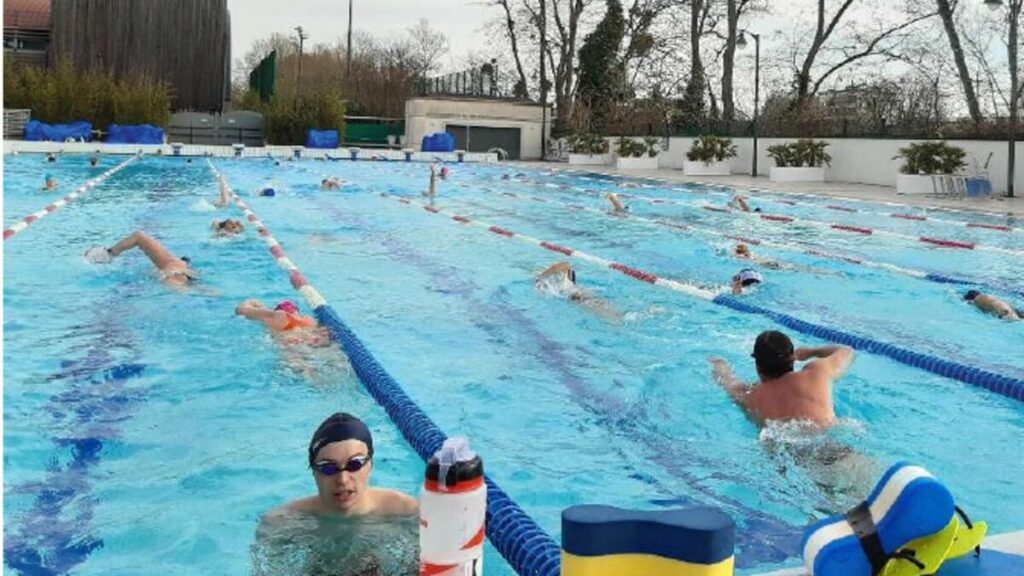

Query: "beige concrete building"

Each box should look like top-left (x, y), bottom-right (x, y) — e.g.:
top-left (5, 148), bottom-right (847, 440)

top-left (405, 97), bottom-right (551, 160)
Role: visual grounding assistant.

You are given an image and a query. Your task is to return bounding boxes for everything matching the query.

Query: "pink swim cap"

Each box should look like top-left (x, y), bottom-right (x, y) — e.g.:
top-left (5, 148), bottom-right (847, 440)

top-left (274, 300), bottom-right (299, 314)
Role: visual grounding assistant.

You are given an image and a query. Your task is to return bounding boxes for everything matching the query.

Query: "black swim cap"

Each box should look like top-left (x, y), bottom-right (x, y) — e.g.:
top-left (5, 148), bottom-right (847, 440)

top-left (963, 290), bottom-right (981, 301)
top-left (308, 413), bottom-right (374, 467)
top-left (180, 256), bottom-right (191, 265)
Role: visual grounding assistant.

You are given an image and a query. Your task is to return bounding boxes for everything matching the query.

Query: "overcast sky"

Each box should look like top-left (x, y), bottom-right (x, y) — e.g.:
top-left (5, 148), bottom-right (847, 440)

top-left (227, 0), bottom-right (492, 66)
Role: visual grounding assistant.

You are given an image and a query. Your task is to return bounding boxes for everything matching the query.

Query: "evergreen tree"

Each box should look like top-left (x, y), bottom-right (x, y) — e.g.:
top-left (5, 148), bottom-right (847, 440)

top-left (576, 0), bottom-right (625, 131)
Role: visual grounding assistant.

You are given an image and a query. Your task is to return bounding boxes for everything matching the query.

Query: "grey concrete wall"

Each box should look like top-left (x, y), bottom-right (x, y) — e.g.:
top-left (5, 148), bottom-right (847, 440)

top-left (405, 97), bottom-right (551, 160)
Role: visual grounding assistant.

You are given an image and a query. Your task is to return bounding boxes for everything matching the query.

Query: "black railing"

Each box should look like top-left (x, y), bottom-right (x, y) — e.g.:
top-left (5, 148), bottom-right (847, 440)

top-left (415, 62), bottom-right (503, 99)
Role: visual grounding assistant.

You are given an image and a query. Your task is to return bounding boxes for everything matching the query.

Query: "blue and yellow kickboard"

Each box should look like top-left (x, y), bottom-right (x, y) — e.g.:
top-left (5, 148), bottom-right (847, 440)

top-left (561, 505), bottom-right (734, 576)
top-left (802, 462), bottom-right (956, 576)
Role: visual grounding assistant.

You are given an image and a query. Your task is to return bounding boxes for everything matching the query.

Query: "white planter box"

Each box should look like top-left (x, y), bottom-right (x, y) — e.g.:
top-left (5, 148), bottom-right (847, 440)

top-left (568, 153), bottom-right (610, 166)
top-left (897, 174), bottom-right (939, 195)
top-left (615, 155), bottom-right (659, 170)
top-left (683, 160), bottom-right (731, 176)
top-left (770, 166), bottom-right (826, 182)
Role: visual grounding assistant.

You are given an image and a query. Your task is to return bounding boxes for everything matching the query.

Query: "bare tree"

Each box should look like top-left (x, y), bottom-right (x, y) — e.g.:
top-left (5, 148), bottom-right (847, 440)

top-left (934, 0), bottom-right (983, 123)
top-left (791, 0), bottom-right (937, 108)
top-left (492, 0), bottom-right (532, 97)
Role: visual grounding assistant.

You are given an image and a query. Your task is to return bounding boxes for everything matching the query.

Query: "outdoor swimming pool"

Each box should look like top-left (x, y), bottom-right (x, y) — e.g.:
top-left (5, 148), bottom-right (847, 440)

top-left (4, 152), bottom-right (1023, 575)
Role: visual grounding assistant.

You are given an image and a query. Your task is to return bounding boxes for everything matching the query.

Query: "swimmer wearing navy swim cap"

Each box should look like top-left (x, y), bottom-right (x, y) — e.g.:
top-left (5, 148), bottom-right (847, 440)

top-left (266, 413), bottom-right (417, 518)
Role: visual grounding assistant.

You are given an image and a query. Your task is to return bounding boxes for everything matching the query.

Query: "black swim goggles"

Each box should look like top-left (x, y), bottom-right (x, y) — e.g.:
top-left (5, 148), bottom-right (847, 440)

top-left (312, 455), bottom-right (371, 476)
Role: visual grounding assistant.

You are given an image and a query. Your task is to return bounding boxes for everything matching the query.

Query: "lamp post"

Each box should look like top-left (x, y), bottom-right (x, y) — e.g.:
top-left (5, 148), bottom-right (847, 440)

top-left (294, 26), bottom-right (308, 89)
top-left (737, 30), bottom-right (761, 178)
top-left (985, 0), bottom-right (1020, 198)
top-left (346, 0), bottom-right (354, 78)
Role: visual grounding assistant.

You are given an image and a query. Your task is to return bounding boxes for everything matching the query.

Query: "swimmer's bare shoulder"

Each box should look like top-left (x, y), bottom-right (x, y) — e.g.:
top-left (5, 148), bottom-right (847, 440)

top-left (369, 488), bottom-right (419, 516)
top-left (264, 496), bottom-right (322, 520)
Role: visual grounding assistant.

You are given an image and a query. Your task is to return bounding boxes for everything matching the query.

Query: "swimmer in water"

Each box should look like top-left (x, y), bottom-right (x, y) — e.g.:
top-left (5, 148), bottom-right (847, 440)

top-left (42, 174), bottom-right (58, 191)
top-left (963, 290), bottom-right (1022, 321)
top-left (535, 262), bottom-right (621, 322)
top-left (216, 180), bottom-right (231, 207)
top-left (439, 165), bottom-right (449, 180)
top-left (46, 152), bottom-right (57, 163)
top-left (89, 153), bottom-right (100, 167)
top-left (606, 193), bottom-right (627, 213)
top-left (424, 165), bottom-right (437, 199)
top-left (709, 330), bottom-right (854, 427)
top-left (730, 195), bottom-right (753, 212)
top-left (321, 177), bottom-right (343, 190)
top-left (267, 412), bottom-right (418, 518)
top-left (621, 182), bottom-right (641, 189)
top-left (211, 218), bottom-right (244, 237)
top-left (235, 298), bottom-right (331, 344)
top-left (731, 268), bottom-right (763, 295)
top-left (86, 230), bottom-right (197, 287)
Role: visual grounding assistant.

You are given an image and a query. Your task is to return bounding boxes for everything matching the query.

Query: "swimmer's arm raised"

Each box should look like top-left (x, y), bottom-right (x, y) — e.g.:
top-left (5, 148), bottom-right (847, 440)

top-left (709, 357), bottom-right (751, 405)
top-left (537, 262), bottom-right (572, 281)
top-left (236, 301), bottom-right (289, 330)
top-left (798, 346), bottom-right (854, 378)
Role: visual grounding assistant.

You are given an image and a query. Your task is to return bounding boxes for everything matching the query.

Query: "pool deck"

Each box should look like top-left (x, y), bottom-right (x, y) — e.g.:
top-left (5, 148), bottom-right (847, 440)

top-left (521, 162), bottom-right (1024, 219)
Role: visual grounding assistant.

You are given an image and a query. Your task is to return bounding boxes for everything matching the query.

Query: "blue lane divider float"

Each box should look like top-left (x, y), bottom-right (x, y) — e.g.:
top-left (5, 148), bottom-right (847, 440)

top-left (210, 163), bottom-right (562, 576)
top-left (924, 273), bottom-right (1024, 299)
top-left (713, 295), bottom-right (1024, 403)
top-left (314, 306), bottom-right (562, 576)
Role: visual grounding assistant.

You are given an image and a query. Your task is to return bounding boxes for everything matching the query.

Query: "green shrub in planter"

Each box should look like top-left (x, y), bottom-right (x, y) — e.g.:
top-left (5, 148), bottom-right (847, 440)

top-left (569, 132), bottom-right (610, 155)
top-left (643, 136), bottom-right (661, 158)
top-left (686, 135), bottom-right (738, 164)
top-left (894, 141), bottom-right (966, 174)
top-left (767, 139), bottom-right (831, 167)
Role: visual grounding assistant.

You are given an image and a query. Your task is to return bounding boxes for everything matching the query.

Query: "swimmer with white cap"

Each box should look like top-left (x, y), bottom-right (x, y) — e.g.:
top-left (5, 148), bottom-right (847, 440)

top-left (732, 268), bottom-right (763, 295)
top-left (536, 262), bottom-right (622, 322)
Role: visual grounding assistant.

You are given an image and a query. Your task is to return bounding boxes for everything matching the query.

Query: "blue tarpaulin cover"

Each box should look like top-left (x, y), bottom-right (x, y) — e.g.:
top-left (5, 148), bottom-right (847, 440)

top-left (104, 124), bottom-right (164, 144)
top-left (24, 120), bottom-right (93, 142)
top-left (421, 132), bottom-right (456, 152)
top-left (306, 129), bottom-right (340, 149)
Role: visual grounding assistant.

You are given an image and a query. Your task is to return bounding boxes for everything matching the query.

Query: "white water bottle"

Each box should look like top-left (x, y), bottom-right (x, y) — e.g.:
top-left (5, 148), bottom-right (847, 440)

top-left (419, 437), bottom-right (486, 576)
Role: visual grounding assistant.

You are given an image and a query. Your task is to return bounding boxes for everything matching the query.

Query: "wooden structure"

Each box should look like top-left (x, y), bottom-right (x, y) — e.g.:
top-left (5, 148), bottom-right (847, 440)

top-left (49, 0), bottom-right (231, 112)
top-left (4, 0), bottom-right (51, 67)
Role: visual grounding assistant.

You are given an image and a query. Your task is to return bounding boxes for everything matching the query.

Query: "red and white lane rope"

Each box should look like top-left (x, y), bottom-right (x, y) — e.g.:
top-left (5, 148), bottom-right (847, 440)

top-left (376, 192), bottom-right (725, 301)
top-left (554, 167), bottom-right (1021, 233)
top-left (479, 187), bottom-right (932, 280)
top-left (553, 186), bottom-right (1021, 256)
top-left (675, 179), bottom-right (1021, 234)
top-left (3, 154), bottom-right (139, 241)
top-left (207, 160), bottom-right (328, 310)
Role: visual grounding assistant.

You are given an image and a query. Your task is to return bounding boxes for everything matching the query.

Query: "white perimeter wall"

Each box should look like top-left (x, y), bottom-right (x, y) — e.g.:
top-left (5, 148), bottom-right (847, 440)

top-left (655, 137), bottom-right (1023, 195)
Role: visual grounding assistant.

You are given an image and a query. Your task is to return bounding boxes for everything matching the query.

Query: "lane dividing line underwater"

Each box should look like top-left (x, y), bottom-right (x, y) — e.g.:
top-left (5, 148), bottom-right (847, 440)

top-left (374, 190), bottom-right (1024, 404)
top-left (543, 182), bottom-right (1023, 256)
top-left (206, 160), bottom-right (563, 576)
top-left (554, 166), bottom-right (1021, 232)
top-left (3, 154), bottom-right (139, 241)
top-left (470, 185), bottom-right (1024, 299)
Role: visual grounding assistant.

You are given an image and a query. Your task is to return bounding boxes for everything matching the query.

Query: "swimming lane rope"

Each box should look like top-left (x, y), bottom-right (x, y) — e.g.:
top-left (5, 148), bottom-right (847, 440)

top-left (374, 190), bottom-right (1024, 404)
top-left (4, 154), bottom-right (139, 241)
top-left (206, 160), bottom-right (562, 576)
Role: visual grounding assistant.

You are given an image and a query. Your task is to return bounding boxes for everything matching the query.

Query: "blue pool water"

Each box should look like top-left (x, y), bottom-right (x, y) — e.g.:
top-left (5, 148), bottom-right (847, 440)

top-left (4, 153), bottom-right (1023, 575)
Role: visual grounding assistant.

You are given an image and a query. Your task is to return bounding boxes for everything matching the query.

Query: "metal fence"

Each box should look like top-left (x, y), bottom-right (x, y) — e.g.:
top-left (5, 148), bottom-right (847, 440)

top-left (166, 111), bottom-right (263, 146)
top-left (414, 63), bottom-right (503, 99)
